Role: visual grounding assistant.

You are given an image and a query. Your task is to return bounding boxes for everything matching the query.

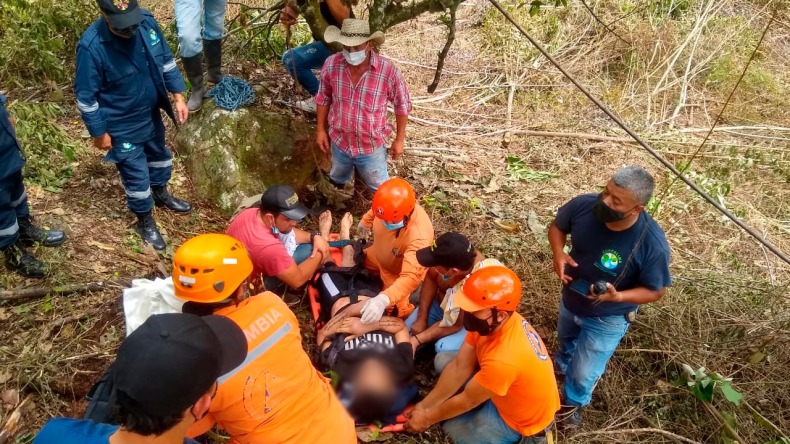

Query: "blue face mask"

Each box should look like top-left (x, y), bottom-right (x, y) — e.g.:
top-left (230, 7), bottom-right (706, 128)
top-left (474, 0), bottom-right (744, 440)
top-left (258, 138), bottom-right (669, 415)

top-left (440, 272), bottom-right (453, 281)
top-left (382, 220), bottom-right (405, 231)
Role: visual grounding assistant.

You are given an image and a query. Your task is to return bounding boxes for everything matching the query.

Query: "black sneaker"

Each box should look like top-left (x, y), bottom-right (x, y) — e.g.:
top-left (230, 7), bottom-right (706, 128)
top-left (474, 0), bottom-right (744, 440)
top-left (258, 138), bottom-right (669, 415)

top-left (3, 242), bottom-right (47, 278)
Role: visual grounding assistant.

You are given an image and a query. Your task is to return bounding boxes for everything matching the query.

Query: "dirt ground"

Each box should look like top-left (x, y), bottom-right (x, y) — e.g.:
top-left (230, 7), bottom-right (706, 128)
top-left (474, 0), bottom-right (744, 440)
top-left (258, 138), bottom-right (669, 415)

top-left (2, 0), bottom-right (789, 443)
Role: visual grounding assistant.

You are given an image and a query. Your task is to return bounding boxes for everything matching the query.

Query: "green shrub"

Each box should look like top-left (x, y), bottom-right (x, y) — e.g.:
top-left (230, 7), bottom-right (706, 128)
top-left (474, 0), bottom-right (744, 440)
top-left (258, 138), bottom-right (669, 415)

top-left (0, 0), bottom-right (95, 87)
top-left (8, 102), bottom-right (81, 193)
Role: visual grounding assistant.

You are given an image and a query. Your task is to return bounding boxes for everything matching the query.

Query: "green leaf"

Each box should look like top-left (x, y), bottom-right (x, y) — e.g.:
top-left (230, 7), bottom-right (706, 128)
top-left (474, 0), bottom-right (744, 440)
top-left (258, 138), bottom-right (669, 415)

top-left (692, 379), bottom-right (714, 402)
top-left (720, 382), bottom-right (743, 406)
top-left (529, 0), bottom-right (542, 16)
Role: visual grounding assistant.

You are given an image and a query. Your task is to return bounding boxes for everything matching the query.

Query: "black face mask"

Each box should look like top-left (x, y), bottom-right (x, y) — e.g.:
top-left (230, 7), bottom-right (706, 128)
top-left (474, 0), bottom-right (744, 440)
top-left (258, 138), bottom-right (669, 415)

top-left (112, 23), bottom-right (139, 39)
top-left (462, 309), bottom-right (499, 336)
top-left (592, 195), bottom-right (629, 223)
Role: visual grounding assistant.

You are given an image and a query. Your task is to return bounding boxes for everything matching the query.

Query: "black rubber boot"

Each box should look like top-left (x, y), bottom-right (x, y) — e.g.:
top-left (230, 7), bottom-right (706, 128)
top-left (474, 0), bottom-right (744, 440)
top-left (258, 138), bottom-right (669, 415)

top-left (152, 185), bottom-right (192, 213)
top-left (3, 241), bottom-right (47, 278)
top-left (182, 54), bottom-right (205, 112)
top-left (204, 39), bottom-right (223, 84)
top-left (134, 212), bottom-right (166, 251)
top-left (18, 216), bottom-right (66, 247)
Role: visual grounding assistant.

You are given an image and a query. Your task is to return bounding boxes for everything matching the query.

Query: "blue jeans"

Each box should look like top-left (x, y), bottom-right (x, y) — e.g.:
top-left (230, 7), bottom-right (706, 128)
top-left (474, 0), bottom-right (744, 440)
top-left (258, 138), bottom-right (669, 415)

top-left (104, 118), bottom-right (173, 214)
top-left (282, 41), bottom-right (333, 96)
top-left (555, 299), bottom-right (630, 407)
top-left (174, 0), bottom-right (227, 58)
top-left (329, 143), bottom-right (389, 192)
top-left (267, 240), bottom-right (351, 292)
top-left (443, 400), bottom-right (546, 444)
top-left (0, 170), bottom-right (29, 249)
top-left (405, 301), bottom-right (468, 353)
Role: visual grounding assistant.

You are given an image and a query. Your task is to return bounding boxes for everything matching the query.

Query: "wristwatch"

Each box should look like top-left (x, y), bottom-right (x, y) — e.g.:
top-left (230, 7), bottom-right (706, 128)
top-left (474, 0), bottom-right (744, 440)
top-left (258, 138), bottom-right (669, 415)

top-left (310, 231), bottom-right (320, 243)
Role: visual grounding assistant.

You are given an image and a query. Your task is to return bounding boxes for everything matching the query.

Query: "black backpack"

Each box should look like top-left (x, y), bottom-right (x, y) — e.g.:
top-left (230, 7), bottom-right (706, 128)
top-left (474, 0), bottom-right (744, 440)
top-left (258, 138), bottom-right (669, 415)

top-left (82, 369), bottom-right (117, 424)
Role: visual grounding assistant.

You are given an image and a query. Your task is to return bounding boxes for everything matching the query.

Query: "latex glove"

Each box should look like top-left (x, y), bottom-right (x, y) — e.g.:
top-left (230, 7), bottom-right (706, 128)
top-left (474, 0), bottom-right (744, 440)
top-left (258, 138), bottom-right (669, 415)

top-left (360, 293), bottom-right (389, 324)
top-left (357, 221), bottom-right (372, 239)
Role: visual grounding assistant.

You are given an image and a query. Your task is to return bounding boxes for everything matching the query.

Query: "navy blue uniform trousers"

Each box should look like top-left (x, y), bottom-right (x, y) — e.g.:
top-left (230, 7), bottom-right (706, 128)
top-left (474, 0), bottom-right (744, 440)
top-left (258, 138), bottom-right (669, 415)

top-left (103, 114), bottom-right (173, 214)
top-left (0, 170), bottom-right (30, 249)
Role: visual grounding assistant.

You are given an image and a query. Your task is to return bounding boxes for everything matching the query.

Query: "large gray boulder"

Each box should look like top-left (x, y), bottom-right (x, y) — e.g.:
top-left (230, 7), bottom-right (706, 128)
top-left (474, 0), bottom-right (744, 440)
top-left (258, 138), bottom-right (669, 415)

top-left (174, 102), bottom-right (326, 216)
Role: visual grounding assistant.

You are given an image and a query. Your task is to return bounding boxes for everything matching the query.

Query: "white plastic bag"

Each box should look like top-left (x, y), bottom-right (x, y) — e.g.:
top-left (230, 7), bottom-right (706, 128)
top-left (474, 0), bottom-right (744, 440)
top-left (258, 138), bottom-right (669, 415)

top-left (123, 277), bottom-right (185, 336)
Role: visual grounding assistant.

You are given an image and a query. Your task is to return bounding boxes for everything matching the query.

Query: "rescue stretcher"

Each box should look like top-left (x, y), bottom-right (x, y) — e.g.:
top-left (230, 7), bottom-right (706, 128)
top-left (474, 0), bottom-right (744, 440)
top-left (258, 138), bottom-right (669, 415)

top-left (307, 235), bottom-right (412, 433)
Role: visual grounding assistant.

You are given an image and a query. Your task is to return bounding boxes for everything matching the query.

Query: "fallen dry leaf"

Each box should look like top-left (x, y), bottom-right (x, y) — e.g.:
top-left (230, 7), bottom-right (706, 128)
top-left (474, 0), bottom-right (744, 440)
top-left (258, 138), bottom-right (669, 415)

top-left (1, 389), bottom-right (19, 409)
top-left (0, 370), bottom-right (12, 385)
top-left (88, 240), bottom-right (116, 251)
top-left (493, 219), bottom-right (520, 233)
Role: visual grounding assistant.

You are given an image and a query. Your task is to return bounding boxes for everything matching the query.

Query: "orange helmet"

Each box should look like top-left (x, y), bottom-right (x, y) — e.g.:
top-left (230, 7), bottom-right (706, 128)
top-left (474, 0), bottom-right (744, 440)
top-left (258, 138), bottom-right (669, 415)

top-left (372, 178), bottom-right (416, 223)
top-left (454, 265), bottom-right (522, 312)
top-left (173, 233), bottom-right (254, 303)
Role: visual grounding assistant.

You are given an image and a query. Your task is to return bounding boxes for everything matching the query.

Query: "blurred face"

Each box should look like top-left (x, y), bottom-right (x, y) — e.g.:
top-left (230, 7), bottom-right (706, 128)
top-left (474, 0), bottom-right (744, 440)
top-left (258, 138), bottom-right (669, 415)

top-left (274, 213), bottom-right (299, 234)
top-left (462, 308), bottom-right (508, 336)
top-left (353, 358), bottom-right (397, 397)
top-left (434, 265), bottom-right (459, 281)
top-left (344, 42), bottom-right (370, 53)
top-left (262, 212), bottom-right (299, 234)
top-left (601, 180), bottom-right (643, 215)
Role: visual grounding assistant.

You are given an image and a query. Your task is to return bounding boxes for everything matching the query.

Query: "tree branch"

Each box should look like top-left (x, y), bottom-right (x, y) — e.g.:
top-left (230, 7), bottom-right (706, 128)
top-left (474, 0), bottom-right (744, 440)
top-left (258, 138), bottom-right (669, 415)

top-left (427, 1), bottom-right (460, 93)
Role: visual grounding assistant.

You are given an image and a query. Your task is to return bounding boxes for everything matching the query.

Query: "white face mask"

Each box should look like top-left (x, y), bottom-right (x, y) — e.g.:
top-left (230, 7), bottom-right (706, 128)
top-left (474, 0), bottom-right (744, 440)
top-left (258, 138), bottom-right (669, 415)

top-left (342, 46), bottom-right (368, 66)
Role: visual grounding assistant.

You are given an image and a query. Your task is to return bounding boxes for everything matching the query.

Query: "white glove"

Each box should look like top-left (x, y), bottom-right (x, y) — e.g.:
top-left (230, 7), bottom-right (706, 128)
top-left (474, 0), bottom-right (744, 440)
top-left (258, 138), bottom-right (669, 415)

top-left (360, 293), bottom-right (390, 324)
top-left (357, 221), bottom-right (372, 239)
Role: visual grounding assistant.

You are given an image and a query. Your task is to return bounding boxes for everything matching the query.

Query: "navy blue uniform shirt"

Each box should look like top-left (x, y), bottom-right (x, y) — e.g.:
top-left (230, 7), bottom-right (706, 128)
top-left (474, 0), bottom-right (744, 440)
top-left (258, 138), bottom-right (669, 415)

top-left (74, 10), bottom-right (186, 144)
top-left (0, 94), bottom-right (25, 180)
top-left (555, 193), bottom-right (671, 317)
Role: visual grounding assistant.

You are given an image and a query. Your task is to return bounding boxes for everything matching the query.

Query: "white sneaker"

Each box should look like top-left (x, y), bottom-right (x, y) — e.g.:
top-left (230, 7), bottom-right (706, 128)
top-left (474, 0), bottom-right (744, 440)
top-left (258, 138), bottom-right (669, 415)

top-left (294, 96), bottom-right (317, 113)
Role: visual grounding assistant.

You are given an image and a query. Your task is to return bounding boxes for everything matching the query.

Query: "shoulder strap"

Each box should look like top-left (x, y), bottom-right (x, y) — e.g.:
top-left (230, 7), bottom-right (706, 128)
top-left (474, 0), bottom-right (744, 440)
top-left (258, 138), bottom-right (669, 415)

top-left (83, 369), bottom-right (117, 424)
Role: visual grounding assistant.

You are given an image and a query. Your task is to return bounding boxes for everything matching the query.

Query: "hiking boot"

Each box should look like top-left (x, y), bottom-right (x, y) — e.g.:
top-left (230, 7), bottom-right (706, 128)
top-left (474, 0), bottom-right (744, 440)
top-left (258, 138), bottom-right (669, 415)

top-left (18, 216), bottom-right (66, 247)
top-left (204, 39), bottom-right (224, 84)
top-left (182, 54), bottom-right (205, 112)
top-left (134, 212), bottom-right (166, 251)
top-left (559, 407), bottom-right (583, 429)
top-left (3, 241), bottom-right (47, 278)
top-left (293, 96), bottom-right (317, 113)
top-left (152, 185), bottom-right (192, 214)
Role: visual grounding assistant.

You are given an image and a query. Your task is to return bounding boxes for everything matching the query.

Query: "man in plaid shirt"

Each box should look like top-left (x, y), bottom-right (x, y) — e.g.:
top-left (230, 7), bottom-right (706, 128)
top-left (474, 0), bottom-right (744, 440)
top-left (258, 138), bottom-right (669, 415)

top-left (315, 19), bottom-right (412, 192)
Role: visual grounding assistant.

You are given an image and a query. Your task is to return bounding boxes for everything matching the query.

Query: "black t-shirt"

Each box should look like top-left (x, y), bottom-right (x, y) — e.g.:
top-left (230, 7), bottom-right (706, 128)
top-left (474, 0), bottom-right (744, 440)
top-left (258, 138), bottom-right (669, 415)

top-left (555, 193), bottom-right (672, 317)
top-left (329, 331), bottom-right (413, 385)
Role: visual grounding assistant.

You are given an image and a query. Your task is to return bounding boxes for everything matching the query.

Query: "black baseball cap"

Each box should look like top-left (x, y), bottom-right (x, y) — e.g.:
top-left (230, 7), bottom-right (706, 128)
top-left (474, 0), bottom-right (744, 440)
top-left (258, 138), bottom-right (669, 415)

top-left (260, 185), bottom-right (309, 221)
top-left (97, 0), bottom-right (143, 30)
top-left (111, 313), bottom-right (247, 416)
top-left (416, 232), bottom-right (476, 270)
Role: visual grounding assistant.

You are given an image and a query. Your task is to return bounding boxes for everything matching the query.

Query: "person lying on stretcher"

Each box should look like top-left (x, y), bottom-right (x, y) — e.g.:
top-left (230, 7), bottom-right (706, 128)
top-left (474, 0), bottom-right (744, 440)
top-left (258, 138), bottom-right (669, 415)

top-left (315, 213), bottom-right (417, 425)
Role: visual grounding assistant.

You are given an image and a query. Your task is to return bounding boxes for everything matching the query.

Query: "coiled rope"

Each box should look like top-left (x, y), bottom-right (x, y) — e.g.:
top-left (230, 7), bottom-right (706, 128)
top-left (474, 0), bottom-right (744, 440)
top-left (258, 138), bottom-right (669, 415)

top-left (206, 76), bottom-right (255, 111)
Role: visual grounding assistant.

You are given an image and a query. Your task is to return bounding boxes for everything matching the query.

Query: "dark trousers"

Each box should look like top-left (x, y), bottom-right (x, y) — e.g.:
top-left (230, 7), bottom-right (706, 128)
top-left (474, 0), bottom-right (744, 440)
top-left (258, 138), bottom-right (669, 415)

top-left (103, 117), bottom-right (173, 214)
top-left (0, 170), bottom-right (30, 249)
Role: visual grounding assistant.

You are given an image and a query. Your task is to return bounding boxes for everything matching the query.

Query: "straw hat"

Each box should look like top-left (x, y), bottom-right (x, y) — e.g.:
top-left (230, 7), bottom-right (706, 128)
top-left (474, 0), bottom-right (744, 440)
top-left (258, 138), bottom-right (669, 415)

top-left (324, 18), bottom-right (385, 47)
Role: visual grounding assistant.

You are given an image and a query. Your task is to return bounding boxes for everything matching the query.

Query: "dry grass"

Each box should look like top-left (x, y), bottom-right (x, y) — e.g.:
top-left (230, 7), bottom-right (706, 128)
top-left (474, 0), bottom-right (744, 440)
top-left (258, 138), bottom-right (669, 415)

top-left (2, 0), bottom-right (789, 443)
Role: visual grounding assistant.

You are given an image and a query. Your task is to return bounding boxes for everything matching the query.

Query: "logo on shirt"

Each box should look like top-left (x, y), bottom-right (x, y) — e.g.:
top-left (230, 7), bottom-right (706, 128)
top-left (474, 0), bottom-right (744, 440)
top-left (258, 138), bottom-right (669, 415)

top-left (599, 249), bottom-right (622, 270)
top-left (113, 0), bottom-right (129, 10)
top-left (522, 320), bottom-right (548, 361)
top-left (149, 29), bottom-right (160, 46)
